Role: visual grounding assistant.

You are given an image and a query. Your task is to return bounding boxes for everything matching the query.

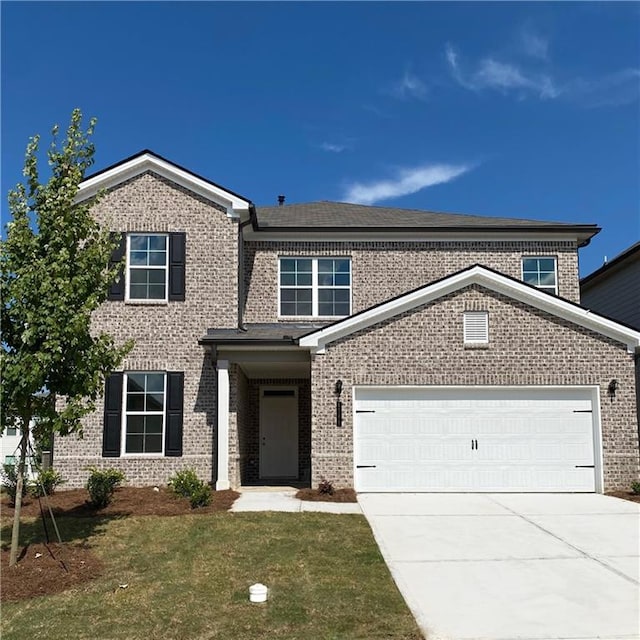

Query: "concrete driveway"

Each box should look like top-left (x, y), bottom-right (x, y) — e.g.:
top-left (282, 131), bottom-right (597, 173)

top-left (359, 493), bottom-right (640, 640)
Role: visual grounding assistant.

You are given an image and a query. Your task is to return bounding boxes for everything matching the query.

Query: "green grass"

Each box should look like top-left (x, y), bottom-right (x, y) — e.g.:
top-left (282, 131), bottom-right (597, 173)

top-left (1, 512), bottom-right (423, 640)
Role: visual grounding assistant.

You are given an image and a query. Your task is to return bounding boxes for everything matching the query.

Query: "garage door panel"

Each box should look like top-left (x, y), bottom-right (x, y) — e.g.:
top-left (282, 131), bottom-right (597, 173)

top-left (355, 387), bottom-right (597, 492)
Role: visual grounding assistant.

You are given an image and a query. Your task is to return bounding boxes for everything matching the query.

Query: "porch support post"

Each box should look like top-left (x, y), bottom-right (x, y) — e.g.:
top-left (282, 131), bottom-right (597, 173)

top-left (216, 359), bottom-right (230, 490)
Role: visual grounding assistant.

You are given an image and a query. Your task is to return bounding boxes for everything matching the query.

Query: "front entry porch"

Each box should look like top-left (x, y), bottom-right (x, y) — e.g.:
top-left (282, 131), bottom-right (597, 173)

top-left (208, 342), bottom-right (312, 490)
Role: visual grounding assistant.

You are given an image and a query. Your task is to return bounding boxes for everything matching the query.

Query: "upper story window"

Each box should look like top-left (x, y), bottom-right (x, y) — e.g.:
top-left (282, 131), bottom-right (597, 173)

top-left (108, 232), bottom-right (185, 303)
top-left (522, 257), bottom-right (557, 295)
top-left (279, 257), bottom-right (351, 318)
top-left (127, 234), bottom-right (168, 301)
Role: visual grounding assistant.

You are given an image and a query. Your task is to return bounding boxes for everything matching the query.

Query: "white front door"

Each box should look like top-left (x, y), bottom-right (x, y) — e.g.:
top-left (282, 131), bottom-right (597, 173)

top-left (259, 387), bottom-right (298, 479)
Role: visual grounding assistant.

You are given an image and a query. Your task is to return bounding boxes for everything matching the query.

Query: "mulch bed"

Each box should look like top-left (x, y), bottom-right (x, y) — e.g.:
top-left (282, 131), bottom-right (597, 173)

top-left (1, 486), bottom-right (240, 603)
top-left (605, 490), bottom-right (640, 504)
top-left (295, 488), bottom-right (357, 502)
top-left (1, 485), bottom-right (239, 518)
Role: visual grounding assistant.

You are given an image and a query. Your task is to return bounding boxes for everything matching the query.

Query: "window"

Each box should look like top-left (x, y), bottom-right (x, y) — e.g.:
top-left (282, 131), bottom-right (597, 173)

top-left (279, 257), bottom-right (351, 317)
top-left (123, 372), bottom-right (166, 454)
top-left (127, 234), bottom-right (168, 301)
top-left (4, 455), bottom-right (15, 465)
top-left (108, 232), bottom-right (186, 303)
top-left (522, 257), bottom-right (557, 294)
top-left (103, 371), bottom-right (184, 458)
top-left (6, 427), bottom-right (17, 436)
top-left (464, 311), bottom-right (489, 344)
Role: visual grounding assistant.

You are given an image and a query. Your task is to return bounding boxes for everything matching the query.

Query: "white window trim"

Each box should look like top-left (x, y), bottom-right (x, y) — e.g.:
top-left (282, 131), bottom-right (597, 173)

top-left (125, 234), bottom-right (170, 303)
top-left (464, 311), bottom-right (489, 344)
top-left (121, 372), bottom-right (166, 457)
top-left (278, 256), bottom-right (352, 319)
top-left (521, 255), bottom-right (558, 295)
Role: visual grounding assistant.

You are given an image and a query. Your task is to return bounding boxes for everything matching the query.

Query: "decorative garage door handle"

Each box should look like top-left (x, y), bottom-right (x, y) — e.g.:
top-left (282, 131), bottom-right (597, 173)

top-left (471, 439), bottom-right (479, 450)
top-left (356, 410), bottom-right (376, 414)
top-left (575, 465), bottom-right (595, 468)
top-left (356, 465), bottom-right (377, 468)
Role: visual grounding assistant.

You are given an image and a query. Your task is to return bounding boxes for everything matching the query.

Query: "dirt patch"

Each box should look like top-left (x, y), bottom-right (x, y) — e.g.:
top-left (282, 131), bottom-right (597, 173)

top-left (2, 542), bottom-right (103, 602)
top-left (606, 490), bottom-right (640, 504)
top-left (1, 486), bottom-right (239, 602)
top-left (1, 486), bottom-right (240, 518)
top-left (296, 488), bottom-right (358, 503)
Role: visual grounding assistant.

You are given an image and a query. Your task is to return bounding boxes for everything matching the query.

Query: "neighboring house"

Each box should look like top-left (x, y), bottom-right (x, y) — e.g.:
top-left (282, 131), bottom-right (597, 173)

top-left (581, 241), bottom-right (640, 442)
top-left (581, 242), bottom-right (640, 331)
top-left (1, 422), bottom-right (37, 481)
top-left (54, 151), bottom-right (640, 493)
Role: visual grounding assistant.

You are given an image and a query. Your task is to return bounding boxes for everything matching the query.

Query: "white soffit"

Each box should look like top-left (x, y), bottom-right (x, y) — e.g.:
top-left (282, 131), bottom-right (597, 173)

top-left (299, 265), bottom-right (640, 353)
top-left (76, 153), bottom-right (251, 218)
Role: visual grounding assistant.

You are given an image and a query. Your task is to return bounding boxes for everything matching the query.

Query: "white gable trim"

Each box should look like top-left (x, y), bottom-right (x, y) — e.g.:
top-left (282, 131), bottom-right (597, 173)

top-left (76, 153), bottom-right (251, 218)
top-left (299, 265), bottom-right (640, 354)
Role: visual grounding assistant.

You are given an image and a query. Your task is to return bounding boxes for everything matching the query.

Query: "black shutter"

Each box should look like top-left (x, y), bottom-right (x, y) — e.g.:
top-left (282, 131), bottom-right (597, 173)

top-left (165, 372), bottom-right (184, 456)
top-left (169, 233), bottom-right (186, 301)
top-left (107, 233), bottom-right (126, 301)
top-left (103, 373), bottom-right (123, 457)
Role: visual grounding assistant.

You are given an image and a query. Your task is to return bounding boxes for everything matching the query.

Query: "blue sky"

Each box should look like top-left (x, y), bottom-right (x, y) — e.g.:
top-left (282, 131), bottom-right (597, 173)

top-left (2, 2), bottom-right (639, 276)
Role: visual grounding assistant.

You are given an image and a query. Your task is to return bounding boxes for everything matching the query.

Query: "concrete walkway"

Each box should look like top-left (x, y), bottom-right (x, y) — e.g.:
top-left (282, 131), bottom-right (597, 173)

top-left (231, 487), bottom-right (361, 514)
top-left (360, 493), bottom-right (640, 640)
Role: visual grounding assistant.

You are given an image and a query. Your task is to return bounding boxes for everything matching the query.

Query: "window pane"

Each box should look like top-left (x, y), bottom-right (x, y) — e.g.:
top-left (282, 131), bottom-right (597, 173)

top-left (146, 374), bottom-right (164, 392)
top-left (334, 273), bottom-right (350, 286)
top-left (540, 272), bottom-right (556, 286)
top-left (296, 302), bottom-right (312, 315)
top-left (148, 270), bottom-right (166, 284)
top-left (145, 415), bottom-right (163, 434)
top-left (335, 289), bottom-right (350, 302)
top-left (296, 272), bottom-right (312, 286)
top-left (318, 289), bottom-right (333, 303)
top-left (335, 259), bottom-right (350, 273)
top-left (125, 434), bottom-right (144, 453)
top-left (297, 288), bottom-right (312, 302)
top-left (148, 251), bottom-right (167, 266)
top-left (148, 284), bottom-right (166, 299)
top-left (281, 289), bottom-right (296, 302)
top-left (148, 236), bottom-right (167, 251)
top-left (538, 258), bottom-right (555, 271)
top-left (127, 415), bottom-right (145, 434)
top-left (145, 434), bottom-right (163, 453)
top-left (280, 273), bottom-right (296, 286)
top-left (130, 270), bottom-right (148, 284)
top-left (318, 273), bottom-right (334, 286)
top-left (129, 284), bottom-right (147, 299)
top-left (127, 394), bottom-right (145, 411)
top-left (280, 302), bottom-right (296, 315)
top-left (146, 393), bottom-right (164, 411)
top-left (280, 258), bottom-right (297, 272)
top-left (127, 374), bottom-right (145, 393)
top-left (129, 235), bottom-right (148, 250)
top-left (334, 302), bottom-right (350, 316)
top-left (130, 251), bottom-right (148, 266)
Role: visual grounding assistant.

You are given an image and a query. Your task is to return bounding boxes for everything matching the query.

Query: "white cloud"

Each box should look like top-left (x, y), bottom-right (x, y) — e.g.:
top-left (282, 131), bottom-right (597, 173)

top-left (518, 26), bottom-right (550, 60)
top-left (392, 70), bottom-right (428, 100)
top-left (445, 44), bottom-right (558, 99)
top-left (343, 163), bottom-right (472, 205)
top-left (445, 42), bottom-right (639, 107)
top-left (320, 142), bottom-right (347, 153)
top-left (568, 69), bottom-right (640, 107)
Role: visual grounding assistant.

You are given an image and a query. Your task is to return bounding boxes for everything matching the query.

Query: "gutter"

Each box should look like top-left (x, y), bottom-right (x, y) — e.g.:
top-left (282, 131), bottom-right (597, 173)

top-left (237, 204), bottom-right (256, 331)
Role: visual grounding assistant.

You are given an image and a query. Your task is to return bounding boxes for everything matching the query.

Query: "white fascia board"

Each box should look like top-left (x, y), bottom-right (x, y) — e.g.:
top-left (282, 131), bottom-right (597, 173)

top-left (243, 229), bottom-right (585, 244)
top-left (76, 153), bottom-right (250, 218)
top-left (299, 266), bottom-right (640, 353)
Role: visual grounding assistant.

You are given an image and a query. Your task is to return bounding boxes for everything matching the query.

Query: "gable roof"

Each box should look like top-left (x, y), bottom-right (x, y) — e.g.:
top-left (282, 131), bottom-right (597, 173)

top-left (298, 264), bottom-right (640, 354)
top-left (255, 201), bottom-right (600, 246)
top-left (580, 241), bottom-right (640, 288)
top-left (76, 150), bottom-right (252, 217)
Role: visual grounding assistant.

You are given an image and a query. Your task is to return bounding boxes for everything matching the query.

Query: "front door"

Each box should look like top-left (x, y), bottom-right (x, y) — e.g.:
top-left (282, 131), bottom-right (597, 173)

top-left (259, 387), bottom-right (298, 479)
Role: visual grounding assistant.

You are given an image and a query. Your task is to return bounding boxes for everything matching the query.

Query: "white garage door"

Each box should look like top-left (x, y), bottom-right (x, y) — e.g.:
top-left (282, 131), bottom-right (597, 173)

top-left (354, 387), bottom-right (597, 492)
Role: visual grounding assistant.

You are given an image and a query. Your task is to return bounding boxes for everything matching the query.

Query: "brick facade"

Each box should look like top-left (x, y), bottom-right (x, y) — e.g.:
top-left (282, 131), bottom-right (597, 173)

top-left (243, 240), bottom-right (580, 323)
top-left (54, 163), bottom-right (638, 495)
top-left (55, 172), bottom-right (237, 487)
top-left (310, 285), bottom-right (639, 491)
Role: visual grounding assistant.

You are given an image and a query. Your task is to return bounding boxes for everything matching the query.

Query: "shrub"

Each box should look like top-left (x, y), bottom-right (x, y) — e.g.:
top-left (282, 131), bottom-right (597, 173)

top-left (1, 463), bottom-right (29, 504)
top-left (86, 467), bottom-right (126, 508)
top-left (168, 468), bottom-right (212, 509)
top-left (318, 477), bottom-right (334, 495)
top-left (30, 467), bottom-right (65, 497)
top-left (631, 481), bottom-right (640, 495)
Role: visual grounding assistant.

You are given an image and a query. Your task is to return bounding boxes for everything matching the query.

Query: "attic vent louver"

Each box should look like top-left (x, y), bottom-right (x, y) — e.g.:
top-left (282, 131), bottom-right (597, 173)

top-left (464, 311), bottom-right (489, 344)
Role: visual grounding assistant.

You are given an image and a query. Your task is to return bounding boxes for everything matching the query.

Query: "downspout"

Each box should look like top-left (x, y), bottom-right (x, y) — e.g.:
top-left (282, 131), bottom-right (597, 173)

top-left (635, 347), bottom-right (640, 459)
top-left (237, 204), bottom-right (257, 331)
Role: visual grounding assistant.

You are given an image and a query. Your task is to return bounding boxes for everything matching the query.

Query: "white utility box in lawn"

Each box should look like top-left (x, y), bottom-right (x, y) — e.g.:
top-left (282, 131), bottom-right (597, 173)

top-left (249, 583), bottom-right (268, 603)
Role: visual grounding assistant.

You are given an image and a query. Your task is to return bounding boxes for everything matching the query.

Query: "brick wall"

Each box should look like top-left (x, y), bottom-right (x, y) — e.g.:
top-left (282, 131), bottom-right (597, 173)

top-left (310, 284), bottom-right (639, 491)
top-left (243, 240), bottom-right (580, 323)
top-left (55, 172), bottom-right (237, 487)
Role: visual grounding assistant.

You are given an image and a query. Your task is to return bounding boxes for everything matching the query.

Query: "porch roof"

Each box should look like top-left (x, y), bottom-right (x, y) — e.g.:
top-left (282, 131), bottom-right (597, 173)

top-left (199, 323), bottom-right (326, 346)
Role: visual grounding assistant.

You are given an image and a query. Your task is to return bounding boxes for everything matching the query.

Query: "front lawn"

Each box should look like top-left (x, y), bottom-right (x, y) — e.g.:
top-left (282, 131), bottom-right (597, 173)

top-left (1, 510), bottom-right (423, 639)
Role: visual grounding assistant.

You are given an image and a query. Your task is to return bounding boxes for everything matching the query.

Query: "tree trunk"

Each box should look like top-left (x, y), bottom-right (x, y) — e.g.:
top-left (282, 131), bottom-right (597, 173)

top-left (9, 424), bottom-right (30, 567)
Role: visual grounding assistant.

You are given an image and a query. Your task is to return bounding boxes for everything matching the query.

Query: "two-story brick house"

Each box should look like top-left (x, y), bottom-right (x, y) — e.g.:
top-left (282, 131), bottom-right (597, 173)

top-left (54, 151), bottom-right (640, 493)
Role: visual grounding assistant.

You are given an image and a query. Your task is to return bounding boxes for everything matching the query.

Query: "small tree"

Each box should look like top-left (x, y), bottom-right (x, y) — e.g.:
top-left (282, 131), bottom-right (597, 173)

top-left (1, 109), bottom-right (133, 566)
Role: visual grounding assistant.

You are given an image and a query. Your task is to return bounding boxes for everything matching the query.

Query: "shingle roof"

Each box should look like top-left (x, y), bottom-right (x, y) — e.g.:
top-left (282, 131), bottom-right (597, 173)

top-left (199, 323), bottom-right (328, 345)
top-left (255, 201), bottom-right (598, 231)
top-left (580, 241), bottom-right (640, 287)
